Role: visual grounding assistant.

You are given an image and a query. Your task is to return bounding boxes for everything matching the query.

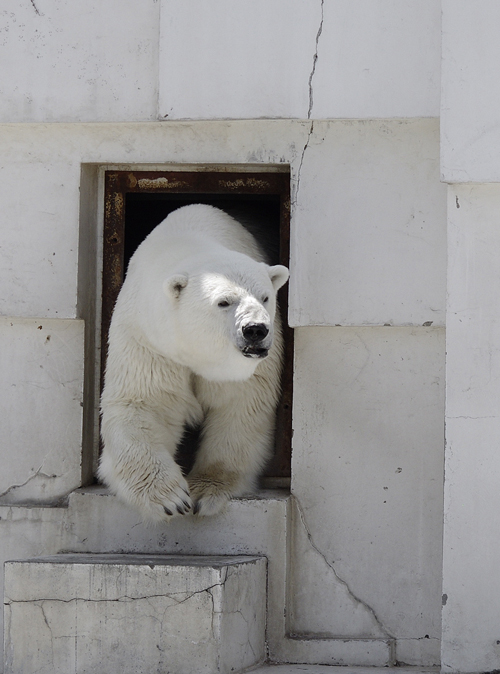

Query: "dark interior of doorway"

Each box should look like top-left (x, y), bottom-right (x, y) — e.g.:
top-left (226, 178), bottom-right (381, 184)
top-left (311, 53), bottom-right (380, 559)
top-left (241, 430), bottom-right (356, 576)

top-left (123, 191), bottom-right (285, 479)
top-left (124, 192), bottom-right (281, 270)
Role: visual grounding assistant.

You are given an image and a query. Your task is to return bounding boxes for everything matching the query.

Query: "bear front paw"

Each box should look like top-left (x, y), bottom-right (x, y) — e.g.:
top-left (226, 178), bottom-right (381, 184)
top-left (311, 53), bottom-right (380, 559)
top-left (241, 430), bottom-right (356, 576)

top-left (129, 470), bottom-right (193, 523)
top-left (188, 472), bottom-right (239, 517)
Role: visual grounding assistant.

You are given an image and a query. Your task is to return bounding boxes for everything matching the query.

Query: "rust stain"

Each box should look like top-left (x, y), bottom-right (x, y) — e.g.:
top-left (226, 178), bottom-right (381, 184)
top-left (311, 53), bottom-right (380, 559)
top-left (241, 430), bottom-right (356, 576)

top-left (114, 193), bottom-right (124, 213)
top-left (218, 178), bottom-right (270, 190)
top-left (109, 257), bottom-right (122, 291)
top-left (137, 177), bottom-right (189, 189)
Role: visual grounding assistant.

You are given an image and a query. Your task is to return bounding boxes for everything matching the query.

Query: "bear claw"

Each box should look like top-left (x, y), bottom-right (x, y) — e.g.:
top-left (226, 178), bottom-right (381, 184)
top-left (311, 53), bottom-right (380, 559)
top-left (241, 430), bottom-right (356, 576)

top-left (164, 506), bottom-right (173, 516)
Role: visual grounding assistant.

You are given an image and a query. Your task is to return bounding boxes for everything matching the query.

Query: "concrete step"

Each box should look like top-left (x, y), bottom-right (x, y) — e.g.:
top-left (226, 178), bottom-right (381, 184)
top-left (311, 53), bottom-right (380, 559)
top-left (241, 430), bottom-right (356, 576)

top-left (4, 553), bottom-right (267, 674)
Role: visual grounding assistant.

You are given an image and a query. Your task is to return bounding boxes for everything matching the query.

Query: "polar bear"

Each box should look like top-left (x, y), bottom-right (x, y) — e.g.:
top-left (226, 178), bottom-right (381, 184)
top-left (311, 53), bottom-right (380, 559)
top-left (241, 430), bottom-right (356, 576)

top-left (99, 204), bottom-right (289, 523)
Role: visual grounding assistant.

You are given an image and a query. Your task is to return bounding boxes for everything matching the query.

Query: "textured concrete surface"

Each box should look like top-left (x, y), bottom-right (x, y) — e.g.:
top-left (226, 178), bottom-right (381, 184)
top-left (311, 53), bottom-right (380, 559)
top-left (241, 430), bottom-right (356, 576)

top-left (4, 553), bottom-right (266, 674)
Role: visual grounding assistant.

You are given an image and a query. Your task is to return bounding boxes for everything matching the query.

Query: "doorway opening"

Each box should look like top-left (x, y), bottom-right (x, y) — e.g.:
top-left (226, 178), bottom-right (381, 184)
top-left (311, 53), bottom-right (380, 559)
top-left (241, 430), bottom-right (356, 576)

top-left (101, 168), bottom-right (292, 484)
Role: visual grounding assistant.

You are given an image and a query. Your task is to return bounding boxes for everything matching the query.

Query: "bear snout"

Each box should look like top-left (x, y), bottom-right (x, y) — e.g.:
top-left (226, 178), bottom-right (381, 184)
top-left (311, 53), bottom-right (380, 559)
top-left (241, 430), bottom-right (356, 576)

top-left (242, 322), bottom-right (269, 342)
top-left (240, 322), bottom-right (271, 359)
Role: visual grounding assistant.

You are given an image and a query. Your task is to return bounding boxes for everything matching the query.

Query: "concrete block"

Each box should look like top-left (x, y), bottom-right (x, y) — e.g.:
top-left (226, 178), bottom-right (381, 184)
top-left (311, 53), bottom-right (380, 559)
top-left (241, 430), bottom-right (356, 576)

top-left (289, 119), bottom-right (446, 327)
top-left (0, 161), bottom-right (81, 319)
top-left (0, 317), bottom-right (84, 505)
top-left (312, 0), bottom-right (441, 119)
top-left (0, 491), bottom-right (288, 670)
top-left (4, 553), bottom-right (267, 674)
top-left (159, 0), bottom-right (440, 120)
top-left (441, 1), bottom-right (500, 182)
top-left (443, 184), bottom-right (500, 672)
top-left (446, 185), bottom-right (500, 419)
top-left (159, 0), bottom-right (320, 120)
top-left (0, 0), bottom-right (159, 122)
top-left (291, 326), bottom-right (444, 666)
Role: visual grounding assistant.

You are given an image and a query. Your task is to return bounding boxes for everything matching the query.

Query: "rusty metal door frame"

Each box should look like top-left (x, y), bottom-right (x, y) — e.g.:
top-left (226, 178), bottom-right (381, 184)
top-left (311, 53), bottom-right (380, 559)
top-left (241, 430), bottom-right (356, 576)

top-left (102, 168), bottom-right (292, 482)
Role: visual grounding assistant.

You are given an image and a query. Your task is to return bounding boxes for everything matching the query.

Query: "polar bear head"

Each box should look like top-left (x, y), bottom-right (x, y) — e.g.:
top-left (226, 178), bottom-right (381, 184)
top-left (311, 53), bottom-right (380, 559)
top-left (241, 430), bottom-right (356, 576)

top-left (163, 251), bottom-right (289, 382)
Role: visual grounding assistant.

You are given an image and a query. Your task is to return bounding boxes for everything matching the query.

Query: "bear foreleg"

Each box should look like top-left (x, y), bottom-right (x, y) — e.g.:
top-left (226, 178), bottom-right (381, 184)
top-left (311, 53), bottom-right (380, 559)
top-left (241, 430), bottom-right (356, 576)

top-left (188, 374), bottom-right (278, 516)
top-left (99, 403), bottom-right (193, 523)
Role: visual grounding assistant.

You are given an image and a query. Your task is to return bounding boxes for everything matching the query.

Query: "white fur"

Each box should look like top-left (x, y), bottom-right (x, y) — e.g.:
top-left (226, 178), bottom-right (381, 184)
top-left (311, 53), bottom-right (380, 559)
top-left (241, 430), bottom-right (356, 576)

top-left (99, 204), bottom-right (289, 522)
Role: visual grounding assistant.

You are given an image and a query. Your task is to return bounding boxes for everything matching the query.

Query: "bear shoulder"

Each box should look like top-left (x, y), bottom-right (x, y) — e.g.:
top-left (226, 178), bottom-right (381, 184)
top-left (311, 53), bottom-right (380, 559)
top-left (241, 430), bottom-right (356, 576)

top-left (136, 204), bottom-right (266, 265)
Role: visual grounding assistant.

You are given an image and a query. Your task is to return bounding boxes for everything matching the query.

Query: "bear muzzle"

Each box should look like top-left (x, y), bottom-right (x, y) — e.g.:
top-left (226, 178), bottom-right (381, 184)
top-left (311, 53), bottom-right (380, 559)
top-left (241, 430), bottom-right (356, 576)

top-left (240, 322), bottom-right (271, 359)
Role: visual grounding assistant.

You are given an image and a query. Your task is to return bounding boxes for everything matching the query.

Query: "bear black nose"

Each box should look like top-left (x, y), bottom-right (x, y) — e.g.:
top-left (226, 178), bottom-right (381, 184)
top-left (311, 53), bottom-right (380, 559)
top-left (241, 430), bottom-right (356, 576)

top-left (242, 323), bottom-right (269, 342)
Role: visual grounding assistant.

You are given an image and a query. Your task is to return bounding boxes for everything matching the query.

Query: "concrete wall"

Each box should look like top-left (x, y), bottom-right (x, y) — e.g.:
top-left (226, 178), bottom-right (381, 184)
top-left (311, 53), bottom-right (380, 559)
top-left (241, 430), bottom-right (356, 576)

top-left (440, 4), bottom-right (500, 671)
top-left (1, 0), bottom-right (440, 123)
top-left (443, 184), bottom-right (500, 672)
top-left (0, 118), bottom-right (445, 667)
top-left (1, 1), bottom-right (498, 672)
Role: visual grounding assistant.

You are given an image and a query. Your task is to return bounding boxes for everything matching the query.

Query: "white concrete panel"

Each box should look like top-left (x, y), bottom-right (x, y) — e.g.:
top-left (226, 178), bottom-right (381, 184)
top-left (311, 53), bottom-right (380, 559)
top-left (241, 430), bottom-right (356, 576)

top-left (289, 119), bottom-right (446, 327)
top-left (292, 327), bottom-right (445, 666)
top-left (0, 317), bottom-right (84, 505)
top-left (0, 0), bottom-right (159, 122)
top-left (159, 0), bottom-right (320, 120)
top-left (442, 419), bottom-right (500, 673)
top-left (0, 160), bottom-right (81, 318)
top-left (311, 0), bottom-right (441, 119)
top-left (159, 0), bottom-right (440, 121)
top-left (443, 184), bottom-right (500, 673)
top-left (447, 185), bottom-right (500, 419)
top-left (441, 1), bottom-right (500, 182)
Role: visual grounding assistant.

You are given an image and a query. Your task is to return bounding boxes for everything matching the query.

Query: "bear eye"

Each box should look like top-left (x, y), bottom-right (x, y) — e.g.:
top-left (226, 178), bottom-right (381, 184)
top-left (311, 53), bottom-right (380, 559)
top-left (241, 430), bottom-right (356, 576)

top-left (262, 296), bottom-right (269, 303)
top-left (218, 299), bottom-right (231, 308)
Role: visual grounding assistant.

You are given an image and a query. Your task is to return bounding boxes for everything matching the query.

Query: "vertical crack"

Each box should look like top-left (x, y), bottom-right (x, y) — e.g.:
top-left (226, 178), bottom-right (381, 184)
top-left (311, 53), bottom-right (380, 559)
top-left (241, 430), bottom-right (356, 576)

top-left (294, 1), bottom-right (324, 209)
top-left (30, 0), bottom-right (42, 15)
top-left (293, 120), bottom-right (314, 208)
top-left (308, 0), bottom-right (325, 119)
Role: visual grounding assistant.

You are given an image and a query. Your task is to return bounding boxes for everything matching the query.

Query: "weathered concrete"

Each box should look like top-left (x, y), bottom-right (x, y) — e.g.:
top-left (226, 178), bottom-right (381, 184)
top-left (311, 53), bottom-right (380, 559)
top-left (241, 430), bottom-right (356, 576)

top-left (0, 318), bottom-right (84, 505)
top-left (4, 554), bottom-right (266, 674)
top-left (441, 0), bottom-right (500, 182)
top-left (292, 327), bottom-right (445, 666)
top-left (0, 490), bottom-right (290, 671)
top-left (442, 184), bottom-right (500, 673)
top-left (159, 0), bottom-right (440, 120)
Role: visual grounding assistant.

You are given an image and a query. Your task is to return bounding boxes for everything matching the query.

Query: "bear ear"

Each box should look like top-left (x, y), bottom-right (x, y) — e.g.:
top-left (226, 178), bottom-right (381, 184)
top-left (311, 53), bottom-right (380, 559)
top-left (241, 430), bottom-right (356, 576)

top-left (163, 273), bottom-right (188, 300)
top-left (268, 264), bottom-right (289, 291)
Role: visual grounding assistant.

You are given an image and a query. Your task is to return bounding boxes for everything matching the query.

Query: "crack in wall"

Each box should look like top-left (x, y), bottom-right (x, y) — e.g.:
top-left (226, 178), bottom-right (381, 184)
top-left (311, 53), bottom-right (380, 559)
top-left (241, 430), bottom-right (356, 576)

top-left (293, 120), bottom-right (314, 209)
top-left (292, 0), bottom-right (323, 209)
top-left (0, 465), bottom-right (57, 499)
top-left (308, 0), bottom-right (324, 119)
top-left (294, 497), bottom-right (394, 640)
top-left (30, 0), bottom-right (42, 15)
top-left (5, 582), bottom-right (226, 607)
